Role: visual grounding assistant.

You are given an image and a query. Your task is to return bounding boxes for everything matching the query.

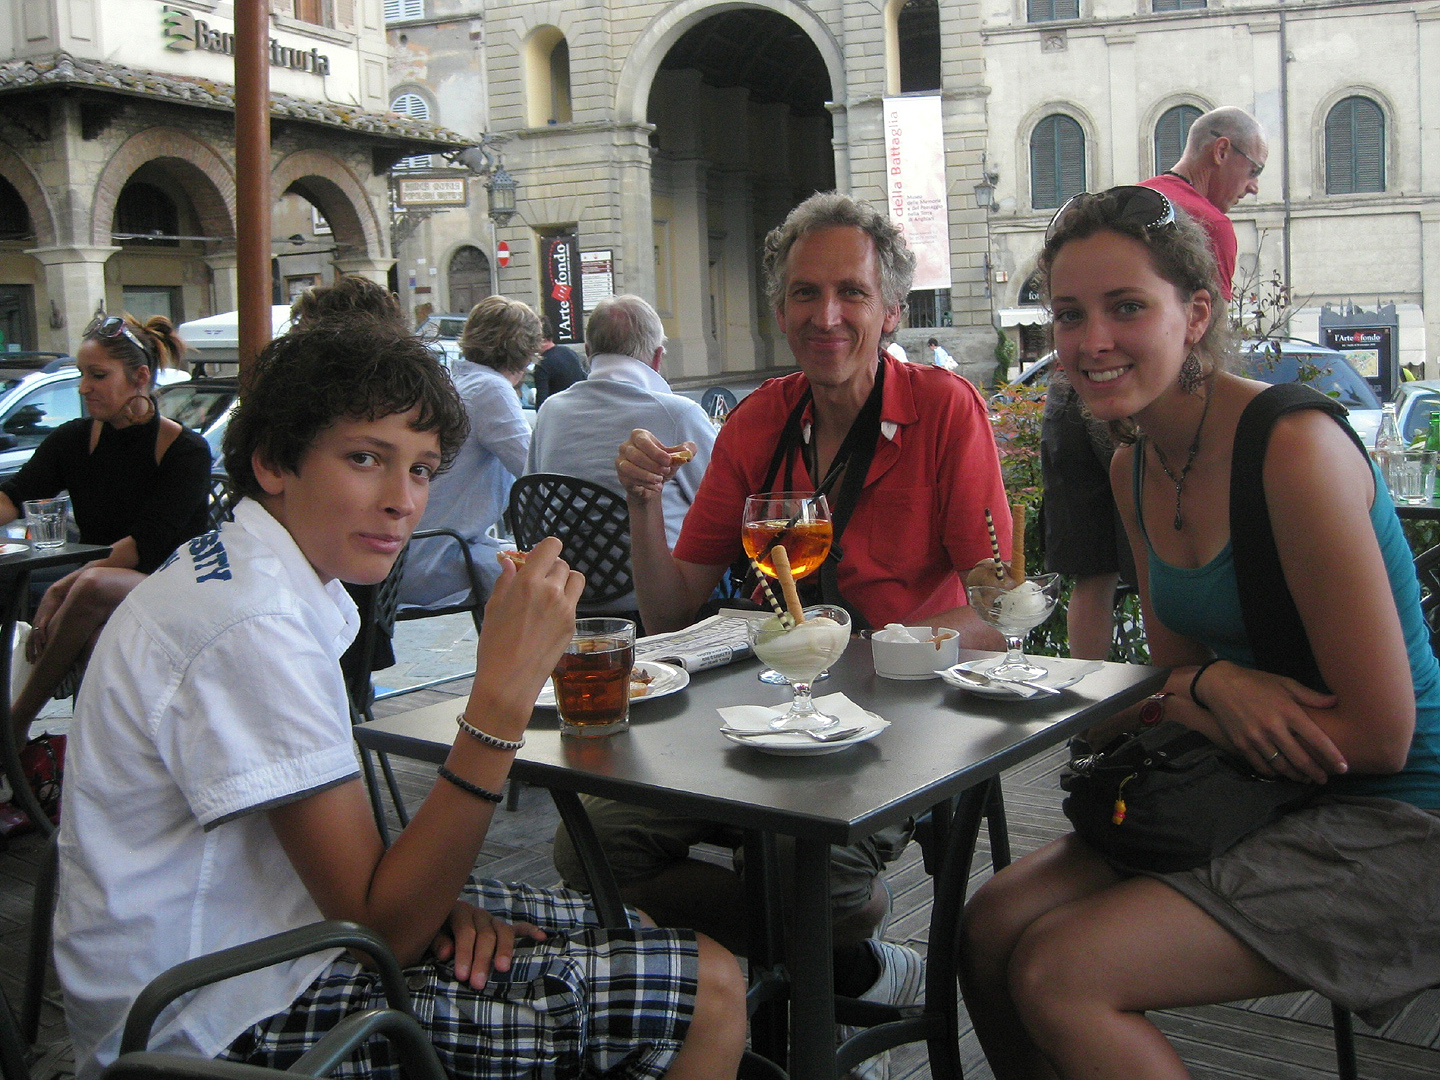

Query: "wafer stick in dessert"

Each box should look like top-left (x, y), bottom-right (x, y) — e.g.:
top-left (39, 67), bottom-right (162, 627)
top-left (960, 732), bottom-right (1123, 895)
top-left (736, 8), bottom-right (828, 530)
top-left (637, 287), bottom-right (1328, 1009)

top-left (1009, 502), bottom-right (1027, 582)
top-left (770, 546), bottom-right (807, 625)
top-left (989, 509), bottom-right (1008, 581)
top-left (749, 557), bottom-right (793, 628)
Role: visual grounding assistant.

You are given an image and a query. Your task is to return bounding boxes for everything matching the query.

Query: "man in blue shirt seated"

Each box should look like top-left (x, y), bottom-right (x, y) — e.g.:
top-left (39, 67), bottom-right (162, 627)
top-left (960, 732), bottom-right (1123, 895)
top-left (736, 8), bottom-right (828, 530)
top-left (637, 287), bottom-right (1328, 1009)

top-left (526, 294), bottom-right (717, 615)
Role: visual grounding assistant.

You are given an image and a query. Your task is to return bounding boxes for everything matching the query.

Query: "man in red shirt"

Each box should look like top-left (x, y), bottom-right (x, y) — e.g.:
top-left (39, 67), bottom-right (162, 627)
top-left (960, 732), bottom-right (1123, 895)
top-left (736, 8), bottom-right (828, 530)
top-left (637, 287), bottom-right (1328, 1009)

top-left (558, 192), bottom-right (1009, 1080)
top-left (1140, 105), bottom-right (1268, 304)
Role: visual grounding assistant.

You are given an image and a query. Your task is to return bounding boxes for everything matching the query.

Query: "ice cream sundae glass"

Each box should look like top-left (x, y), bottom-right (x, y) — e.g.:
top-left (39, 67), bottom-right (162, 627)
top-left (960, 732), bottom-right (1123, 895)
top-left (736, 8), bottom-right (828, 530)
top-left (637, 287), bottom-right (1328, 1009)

top-left (966, 572), bottom-right (1062, 682)
top-left (747, 603), bottom-right (851, 730)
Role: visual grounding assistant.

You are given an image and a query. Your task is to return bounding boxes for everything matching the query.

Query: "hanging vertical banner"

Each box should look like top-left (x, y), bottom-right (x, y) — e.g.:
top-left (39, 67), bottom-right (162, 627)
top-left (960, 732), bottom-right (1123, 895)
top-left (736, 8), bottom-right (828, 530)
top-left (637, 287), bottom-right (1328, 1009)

top-left (883, 95), bottom-right (952, 291)
top-left (541, 233), bottom-right (583, 344)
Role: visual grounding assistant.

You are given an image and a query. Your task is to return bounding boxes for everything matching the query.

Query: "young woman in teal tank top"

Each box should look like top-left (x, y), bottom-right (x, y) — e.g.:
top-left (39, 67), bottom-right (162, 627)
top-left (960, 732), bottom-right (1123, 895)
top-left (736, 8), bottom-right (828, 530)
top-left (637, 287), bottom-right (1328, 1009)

top-left (960, 186), bottom-right (1440, 1079)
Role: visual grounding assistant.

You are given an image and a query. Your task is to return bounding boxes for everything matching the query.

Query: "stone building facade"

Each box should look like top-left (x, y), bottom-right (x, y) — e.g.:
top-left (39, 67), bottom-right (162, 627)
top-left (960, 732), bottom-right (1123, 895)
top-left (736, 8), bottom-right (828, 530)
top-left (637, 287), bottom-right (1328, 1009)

top-left (0, 0), bottom-right (466, 356)
top-left (386, 0), bottom-right (999, 385)
top-left (983, 0), bottom-right (1440, 377)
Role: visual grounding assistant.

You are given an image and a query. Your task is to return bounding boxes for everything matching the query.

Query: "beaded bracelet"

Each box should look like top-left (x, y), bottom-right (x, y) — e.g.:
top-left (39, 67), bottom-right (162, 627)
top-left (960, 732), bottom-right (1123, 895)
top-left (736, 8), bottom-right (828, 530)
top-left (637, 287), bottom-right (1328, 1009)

top-left (1189, 658), bottom-right (1222, 711)
top-left (437, 764), bottom-right (504, 804)
top-left (457, 714), bottom-right (525, 751)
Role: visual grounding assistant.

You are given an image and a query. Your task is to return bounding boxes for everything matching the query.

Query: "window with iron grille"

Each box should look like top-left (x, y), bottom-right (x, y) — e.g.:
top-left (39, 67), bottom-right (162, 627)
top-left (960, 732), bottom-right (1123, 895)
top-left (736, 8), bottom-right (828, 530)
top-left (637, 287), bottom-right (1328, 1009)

top-left (1325, 96), bottom-right (1385, 194)
top-left (384, 0), bottom-right (423, 22)
top-left (1028, 0), bottom-right (1079, 22)
top-left (1031, 114), bottom-right (1085, 209)
top-left (1154, 104), bottom-right (1201, 175)
top-left (391, 93), bottom-right (432, 170)
top-left (906, 290), bottom-right (952, 329)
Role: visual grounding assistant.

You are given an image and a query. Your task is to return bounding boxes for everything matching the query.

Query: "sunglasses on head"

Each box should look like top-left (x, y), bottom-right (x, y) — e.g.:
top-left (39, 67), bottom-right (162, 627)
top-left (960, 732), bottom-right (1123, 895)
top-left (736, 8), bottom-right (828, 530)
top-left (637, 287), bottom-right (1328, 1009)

top-left (88, 315), bottom-right (152, 362)
top-left (1045, 186), bottom-right (1177, 245)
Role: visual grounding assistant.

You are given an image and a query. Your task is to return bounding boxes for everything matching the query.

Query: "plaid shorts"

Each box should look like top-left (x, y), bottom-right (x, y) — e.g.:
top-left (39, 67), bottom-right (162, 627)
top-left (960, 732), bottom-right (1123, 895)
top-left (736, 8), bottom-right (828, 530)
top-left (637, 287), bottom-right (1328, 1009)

top-left (222, 880), bottom-right (700, 1080)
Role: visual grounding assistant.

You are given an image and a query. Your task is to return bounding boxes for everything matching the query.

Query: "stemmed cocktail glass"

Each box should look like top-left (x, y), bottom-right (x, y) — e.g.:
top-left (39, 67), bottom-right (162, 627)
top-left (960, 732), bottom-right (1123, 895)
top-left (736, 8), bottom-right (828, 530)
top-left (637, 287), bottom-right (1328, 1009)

top-left (742, 493), bottom-right (832, 684)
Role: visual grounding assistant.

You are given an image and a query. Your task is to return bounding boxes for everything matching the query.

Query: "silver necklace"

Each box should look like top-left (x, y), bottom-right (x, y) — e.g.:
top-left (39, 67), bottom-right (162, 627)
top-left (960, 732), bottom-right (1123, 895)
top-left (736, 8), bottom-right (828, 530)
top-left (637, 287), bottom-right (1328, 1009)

top-left (1150, 389), bottom-right (1213, 531)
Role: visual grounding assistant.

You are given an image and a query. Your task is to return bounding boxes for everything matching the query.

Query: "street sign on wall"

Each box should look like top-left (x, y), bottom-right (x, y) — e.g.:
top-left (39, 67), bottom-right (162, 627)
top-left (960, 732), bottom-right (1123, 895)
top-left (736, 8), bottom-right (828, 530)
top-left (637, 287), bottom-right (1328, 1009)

top-left (883, 95), bottom-right (952, 292)
top-left (496, 241), bottom-right (511, 267)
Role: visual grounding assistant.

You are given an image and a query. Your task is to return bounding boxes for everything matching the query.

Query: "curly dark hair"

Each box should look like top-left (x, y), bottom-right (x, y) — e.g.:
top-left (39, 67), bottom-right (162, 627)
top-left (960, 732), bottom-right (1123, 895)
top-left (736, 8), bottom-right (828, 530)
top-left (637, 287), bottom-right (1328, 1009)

top-left (222, 318), bottom-right (469, 499)
top-left (289, 275), bottom-right (406, 330)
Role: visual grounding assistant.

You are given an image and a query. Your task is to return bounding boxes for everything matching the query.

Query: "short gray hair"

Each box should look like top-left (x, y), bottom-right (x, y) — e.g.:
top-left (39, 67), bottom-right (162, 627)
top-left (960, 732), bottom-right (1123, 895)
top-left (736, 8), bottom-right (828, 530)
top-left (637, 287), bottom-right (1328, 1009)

top-left (459, 295), bottom-right (542, 375)
top-left (586, 294), bottom-right (665, 363)
top-left (761, 191), bottom-right (916, 312)
top-left (1186, 106), bottom-right (1265, 158)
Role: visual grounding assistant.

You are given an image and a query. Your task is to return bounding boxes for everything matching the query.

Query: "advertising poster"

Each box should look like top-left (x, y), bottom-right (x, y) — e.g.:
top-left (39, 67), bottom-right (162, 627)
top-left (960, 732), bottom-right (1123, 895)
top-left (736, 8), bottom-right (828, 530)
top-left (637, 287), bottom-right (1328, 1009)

top-left (541, 234), bottom-right (583, 344)
top-left (1324, 326), bottom-right (1392, 399)
top-left (883, 95), bottom-right (952, 291)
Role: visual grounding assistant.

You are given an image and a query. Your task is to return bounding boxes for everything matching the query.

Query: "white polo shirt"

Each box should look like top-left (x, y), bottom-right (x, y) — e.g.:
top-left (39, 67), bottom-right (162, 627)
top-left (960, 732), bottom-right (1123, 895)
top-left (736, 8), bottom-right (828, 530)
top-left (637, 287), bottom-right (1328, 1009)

top-left (55, 499), bottom-right (362, 1079)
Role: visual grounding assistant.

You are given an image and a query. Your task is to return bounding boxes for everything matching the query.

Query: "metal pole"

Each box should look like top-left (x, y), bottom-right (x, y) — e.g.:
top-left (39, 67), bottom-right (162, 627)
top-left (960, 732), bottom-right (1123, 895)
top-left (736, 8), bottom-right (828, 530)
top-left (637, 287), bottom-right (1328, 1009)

top-left (235, 0), bottom-right (271, 375)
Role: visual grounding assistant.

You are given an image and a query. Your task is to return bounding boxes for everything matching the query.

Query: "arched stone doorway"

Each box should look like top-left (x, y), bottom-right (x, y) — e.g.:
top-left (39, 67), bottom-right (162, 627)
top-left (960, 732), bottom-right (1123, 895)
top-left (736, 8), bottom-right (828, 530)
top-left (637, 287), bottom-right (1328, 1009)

top-left (0, 170), bottom-right (42, 350)
top-left (646, 6), bottom-right (835, 376)
top-left (447, 245), bottom-right (491, 313)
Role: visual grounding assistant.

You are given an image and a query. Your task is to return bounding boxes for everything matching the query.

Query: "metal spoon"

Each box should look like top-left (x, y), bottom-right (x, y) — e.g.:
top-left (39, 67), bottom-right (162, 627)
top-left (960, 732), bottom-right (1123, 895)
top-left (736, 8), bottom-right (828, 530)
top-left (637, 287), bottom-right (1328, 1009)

top-left (721, 725), bottom-right (868, 743)
top-left (949, 668), bottom-right (1061, 696)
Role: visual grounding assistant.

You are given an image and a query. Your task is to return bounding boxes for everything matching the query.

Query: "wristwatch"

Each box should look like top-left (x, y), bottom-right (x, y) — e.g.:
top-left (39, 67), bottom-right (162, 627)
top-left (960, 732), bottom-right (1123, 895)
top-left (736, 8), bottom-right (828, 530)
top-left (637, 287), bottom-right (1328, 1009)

top-left (1138, 693), bottom-right (1169, 727)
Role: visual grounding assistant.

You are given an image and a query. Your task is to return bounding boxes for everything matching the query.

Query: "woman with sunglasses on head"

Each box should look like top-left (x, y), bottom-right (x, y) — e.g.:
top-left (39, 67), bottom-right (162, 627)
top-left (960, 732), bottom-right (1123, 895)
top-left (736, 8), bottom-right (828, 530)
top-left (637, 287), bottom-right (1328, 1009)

top-left (959, 188), bottom-right (1440, 1079)
top-left (0, 314), bottom-right (211, 738)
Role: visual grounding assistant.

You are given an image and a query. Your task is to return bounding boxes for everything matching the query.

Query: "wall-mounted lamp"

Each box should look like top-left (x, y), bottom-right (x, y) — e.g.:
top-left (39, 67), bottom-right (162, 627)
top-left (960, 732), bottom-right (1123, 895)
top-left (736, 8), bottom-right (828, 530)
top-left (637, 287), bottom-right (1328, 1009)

top-left (973, 154), bottom-right (1001, 212)
top-left (486, 166), bottom-right (518, 227)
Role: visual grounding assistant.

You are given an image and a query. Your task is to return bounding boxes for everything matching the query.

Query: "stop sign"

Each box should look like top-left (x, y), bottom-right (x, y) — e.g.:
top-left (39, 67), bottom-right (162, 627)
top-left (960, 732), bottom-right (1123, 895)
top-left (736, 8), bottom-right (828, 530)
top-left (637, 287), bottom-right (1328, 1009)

top-left (496, 241), bottom-right (511, 268)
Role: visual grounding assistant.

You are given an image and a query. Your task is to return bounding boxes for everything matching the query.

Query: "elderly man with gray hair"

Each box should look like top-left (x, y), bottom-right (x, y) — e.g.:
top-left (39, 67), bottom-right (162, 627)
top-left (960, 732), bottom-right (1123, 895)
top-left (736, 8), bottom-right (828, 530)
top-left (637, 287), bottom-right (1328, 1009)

top-left (526, 294), bottom-right (716, 614)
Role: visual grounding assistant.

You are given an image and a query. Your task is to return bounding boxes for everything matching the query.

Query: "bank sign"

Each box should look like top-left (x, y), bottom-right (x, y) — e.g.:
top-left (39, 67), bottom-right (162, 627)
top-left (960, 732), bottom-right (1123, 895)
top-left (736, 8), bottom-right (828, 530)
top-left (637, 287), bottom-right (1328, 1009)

top-left (161, 6), bottom-right (331, 75)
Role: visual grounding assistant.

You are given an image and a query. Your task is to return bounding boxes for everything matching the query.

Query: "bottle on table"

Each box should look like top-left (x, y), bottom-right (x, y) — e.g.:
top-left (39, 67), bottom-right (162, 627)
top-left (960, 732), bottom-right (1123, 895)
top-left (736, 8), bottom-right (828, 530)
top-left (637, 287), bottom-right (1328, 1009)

top-left (1376, 403), bottom-right (1404, 489)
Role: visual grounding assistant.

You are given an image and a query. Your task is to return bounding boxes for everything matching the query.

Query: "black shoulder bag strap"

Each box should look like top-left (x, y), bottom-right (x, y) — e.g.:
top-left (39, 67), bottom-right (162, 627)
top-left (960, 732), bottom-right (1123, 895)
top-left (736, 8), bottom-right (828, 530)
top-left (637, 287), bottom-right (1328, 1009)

top-left (1231, 382), bottom-right (1366, 691)
top-left (756, 361), bottom-right (888, 630)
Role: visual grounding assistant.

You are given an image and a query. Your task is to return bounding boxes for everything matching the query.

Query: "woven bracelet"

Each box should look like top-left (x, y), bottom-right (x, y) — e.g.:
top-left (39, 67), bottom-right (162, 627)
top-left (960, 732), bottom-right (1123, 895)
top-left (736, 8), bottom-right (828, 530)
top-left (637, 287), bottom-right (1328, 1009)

top-left (1189, 658), bottom-right (1222, 711)
top-left (456, 715), bottom-right (525, 751)
top-left (437, 765), bottom-right (505, 804)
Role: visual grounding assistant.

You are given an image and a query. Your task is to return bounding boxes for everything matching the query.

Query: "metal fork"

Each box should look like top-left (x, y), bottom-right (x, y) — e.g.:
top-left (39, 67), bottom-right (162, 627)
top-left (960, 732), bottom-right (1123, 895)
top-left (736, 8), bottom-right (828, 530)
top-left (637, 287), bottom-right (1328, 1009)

top-left (721, 725), bottom-right (867, 743)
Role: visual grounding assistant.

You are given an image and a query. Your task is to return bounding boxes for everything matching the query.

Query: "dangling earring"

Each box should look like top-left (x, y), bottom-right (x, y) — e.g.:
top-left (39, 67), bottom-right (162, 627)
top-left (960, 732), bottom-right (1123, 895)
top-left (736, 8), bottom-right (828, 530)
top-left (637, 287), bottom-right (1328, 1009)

top-left (123, 393), bottom-right (156, 423)
top-left (1177, 350), bottom-right (1204, 394)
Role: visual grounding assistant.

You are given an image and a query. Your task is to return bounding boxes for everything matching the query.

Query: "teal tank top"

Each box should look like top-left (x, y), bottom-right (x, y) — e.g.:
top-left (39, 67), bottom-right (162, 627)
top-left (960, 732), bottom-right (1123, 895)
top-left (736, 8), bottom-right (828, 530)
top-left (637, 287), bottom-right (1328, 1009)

top-left (1135, 438), bottom-right (1440, 808)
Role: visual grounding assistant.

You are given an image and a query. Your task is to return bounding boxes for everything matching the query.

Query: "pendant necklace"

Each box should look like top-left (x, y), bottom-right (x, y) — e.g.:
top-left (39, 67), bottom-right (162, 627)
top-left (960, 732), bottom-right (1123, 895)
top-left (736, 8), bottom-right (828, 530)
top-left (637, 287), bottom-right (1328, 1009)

top-left (1150, 388), bottom-right (1213, 531)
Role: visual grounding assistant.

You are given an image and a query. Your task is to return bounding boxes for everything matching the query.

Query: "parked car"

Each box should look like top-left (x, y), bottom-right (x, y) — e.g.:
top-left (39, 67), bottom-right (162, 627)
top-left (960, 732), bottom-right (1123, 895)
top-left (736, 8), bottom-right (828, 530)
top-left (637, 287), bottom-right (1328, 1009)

top-left (0, 354), bottom-right (82, 480)
top-left (1392, 379), bottom-right (1440, 446)
top-left (156, 378), bottom-right (240, 467)
top-left (418, 313), bottom-right (466, 370)
top-left (997, 339), bottom-right (1383, 446)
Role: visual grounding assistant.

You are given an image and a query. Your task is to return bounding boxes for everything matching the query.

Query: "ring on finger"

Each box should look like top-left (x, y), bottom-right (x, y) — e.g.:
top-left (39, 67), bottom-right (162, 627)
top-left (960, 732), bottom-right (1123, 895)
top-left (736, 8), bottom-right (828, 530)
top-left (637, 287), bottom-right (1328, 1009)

top-left (1266, 749), bottom-right (1282, 762)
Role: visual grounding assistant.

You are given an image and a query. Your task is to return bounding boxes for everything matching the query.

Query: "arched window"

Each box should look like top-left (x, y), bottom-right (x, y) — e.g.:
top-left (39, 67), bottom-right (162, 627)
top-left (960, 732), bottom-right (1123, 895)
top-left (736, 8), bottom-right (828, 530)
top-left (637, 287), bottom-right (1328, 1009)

top-left (391, 92), bottom-right (432, 170)
top-left (0, 176), bottom-right (32, 241)
top-left (1031, 114), bottom-right (1085, 210)
top-left (1154, 104), bottom-right (1201, 175)
top-left (1028, 0), bottom-right (1079, 22)
top-left (115, 182), bottom-right (180, 246)
top-left (525, 27), bottom-right (573, 126)
top-left (897, 0), bottom-right (941, 93)
top-left (1326, 96), bottom-right (1385, 194)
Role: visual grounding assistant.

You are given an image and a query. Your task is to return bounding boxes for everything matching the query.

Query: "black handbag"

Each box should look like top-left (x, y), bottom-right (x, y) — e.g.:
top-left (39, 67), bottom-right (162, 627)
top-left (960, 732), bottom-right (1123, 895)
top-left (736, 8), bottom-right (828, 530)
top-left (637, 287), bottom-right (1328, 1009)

top-left (1060, 385), bottom-right (1360, 873)
top-left (1060, 721), bottom-right (1315, 873)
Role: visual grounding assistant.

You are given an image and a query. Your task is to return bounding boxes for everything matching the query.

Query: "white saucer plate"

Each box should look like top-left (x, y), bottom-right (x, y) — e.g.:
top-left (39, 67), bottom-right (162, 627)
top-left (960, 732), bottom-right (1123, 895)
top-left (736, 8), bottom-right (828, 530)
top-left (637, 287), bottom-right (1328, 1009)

top-left (940, 659), bottom-right (1102, 699)
top-left (535, 660), bottom-right (689, 709)
top-left (0, 543), bottom-right (28, 556)
top-left (719, 711), bottom-right (887, 756)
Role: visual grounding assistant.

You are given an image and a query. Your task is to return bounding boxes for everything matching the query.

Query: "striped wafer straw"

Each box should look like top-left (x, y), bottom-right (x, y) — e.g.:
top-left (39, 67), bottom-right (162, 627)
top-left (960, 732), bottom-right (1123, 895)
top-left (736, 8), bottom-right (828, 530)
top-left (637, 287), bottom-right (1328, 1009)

top-left (984, 508), bottom-right (1006, 580)
top-left (749, 558), bottom-right (793, 628)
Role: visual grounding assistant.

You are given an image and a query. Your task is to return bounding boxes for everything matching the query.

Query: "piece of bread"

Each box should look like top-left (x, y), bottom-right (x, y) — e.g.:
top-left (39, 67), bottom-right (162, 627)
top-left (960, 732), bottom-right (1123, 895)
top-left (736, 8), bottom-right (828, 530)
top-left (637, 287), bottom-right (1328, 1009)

top-left (498, 549), bottom-right (528, 568)
top-left (669, 447), bottom-right (695, 465)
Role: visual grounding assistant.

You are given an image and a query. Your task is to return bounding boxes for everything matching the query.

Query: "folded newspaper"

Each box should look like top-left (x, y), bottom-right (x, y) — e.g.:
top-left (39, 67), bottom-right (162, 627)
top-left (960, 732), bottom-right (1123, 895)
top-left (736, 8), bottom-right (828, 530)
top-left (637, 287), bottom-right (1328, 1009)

top-left (635, 612), bottom-right (763, 672)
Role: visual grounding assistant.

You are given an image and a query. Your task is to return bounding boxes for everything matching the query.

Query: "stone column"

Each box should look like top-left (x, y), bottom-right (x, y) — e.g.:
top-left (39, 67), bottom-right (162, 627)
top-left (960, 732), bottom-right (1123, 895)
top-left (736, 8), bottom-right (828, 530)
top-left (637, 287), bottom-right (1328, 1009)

top-left (333, 256), bottom-right (395, 284)
top-left (203, 250), bottom-right (240, 314)
top-left (667, 157), bottom-right (711, 380)
top-left (25, 245), bottom-right (119, 354)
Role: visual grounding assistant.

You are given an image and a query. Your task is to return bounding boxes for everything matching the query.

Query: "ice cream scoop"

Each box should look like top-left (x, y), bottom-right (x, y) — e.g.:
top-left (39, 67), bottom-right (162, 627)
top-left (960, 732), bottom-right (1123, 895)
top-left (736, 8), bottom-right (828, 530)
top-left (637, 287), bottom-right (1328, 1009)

top-left (752, 615), bottom-right (849, 685)
top-left (997, 579), bottom-right (1050, 624)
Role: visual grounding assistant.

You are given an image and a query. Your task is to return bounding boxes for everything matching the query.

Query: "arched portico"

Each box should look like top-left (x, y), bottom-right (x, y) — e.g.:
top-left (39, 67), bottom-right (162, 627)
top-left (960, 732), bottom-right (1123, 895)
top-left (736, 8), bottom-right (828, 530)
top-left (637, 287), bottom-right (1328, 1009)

top-left (91, 128), bottom-right (236, 249)
top-left (271, 150), bottom-right (386, 261)
top-left (0, 146), bottom-right (56, 248)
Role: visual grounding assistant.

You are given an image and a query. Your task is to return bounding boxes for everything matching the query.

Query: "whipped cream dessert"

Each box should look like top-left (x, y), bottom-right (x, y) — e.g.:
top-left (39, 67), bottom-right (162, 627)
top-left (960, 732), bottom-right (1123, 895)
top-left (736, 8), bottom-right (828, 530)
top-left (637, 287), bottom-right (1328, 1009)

top-left (753, 615), bottom-right (849, 683)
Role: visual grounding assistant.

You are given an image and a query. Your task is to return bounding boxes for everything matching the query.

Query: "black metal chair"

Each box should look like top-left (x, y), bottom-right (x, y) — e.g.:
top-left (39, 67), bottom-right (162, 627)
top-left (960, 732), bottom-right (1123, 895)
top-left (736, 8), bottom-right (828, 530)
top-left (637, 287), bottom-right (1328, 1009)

top-left (507, 474), bottom-right (635, 613)
top-left (0, 832), bottom-right (60, 1080)
top-left (112, 920), bottom-right (446, 1080)
top-left (1413, 543), bottom-right (1440, 656)
top-left (395, 528), bottom-right (485, 637)
top-left (206, 474), bottom-right (239, 533)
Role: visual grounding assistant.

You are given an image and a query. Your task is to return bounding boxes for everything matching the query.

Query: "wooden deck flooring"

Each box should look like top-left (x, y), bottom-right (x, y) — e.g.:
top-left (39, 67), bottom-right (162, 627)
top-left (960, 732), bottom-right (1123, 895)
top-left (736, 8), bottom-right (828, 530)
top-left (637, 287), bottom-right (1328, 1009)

top-left (4, 664), bottom-right (1438, 1079)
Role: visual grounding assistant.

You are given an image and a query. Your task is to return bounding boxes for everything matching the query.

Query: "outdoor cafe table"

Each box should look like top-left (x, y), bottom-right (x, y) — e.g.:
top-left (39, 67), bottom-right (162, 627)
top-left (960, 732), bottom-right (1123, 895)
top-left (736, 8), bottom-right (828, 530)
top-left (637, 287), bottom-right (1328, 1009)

top-left (355, 642), bottom-right (1165, 1079)
top-left (0, 539), bottom-right (111, 834)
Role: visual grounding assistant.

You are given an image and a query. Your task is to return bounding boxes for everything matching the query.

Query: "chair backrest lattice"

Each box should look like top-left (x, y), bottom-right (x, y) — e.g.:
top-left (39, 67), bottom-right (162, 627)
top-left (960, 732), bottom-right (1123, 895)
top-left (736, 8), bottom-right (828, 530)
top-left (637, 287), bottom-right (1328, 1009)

top-left (206, 473), bottom-right (239, 533)
top-left (1415, 544), bottom-right (1440, 658)
top-left (508, 474), bottom-right (634, 608)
